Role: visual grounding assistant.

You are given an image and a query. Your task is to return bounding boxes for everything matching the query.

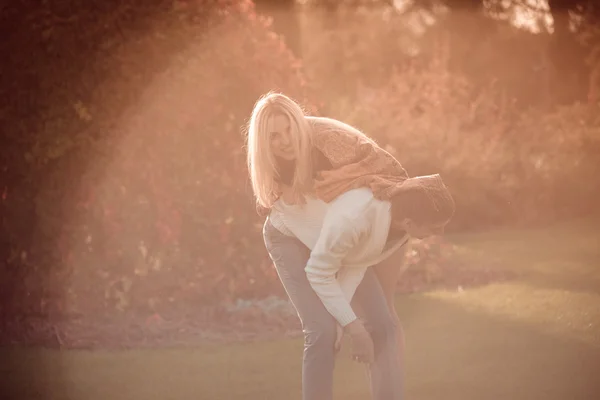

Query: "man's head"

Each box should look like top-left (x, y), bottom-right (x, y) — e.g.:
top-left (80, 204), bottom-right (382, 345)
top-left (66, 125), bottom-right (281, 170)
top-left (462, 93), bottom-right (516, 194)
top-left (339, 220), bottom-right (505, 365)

top-left (389, 174), bottom-right (455, 239)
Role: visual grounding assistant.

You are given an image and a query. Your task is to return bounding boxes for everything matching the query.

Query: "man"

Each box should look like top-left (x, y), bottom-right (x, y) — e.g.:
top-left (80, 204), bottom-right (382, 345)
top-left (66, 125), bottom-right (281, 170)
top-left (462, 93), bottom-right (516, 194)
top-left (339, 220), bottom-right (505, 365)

top-left (270, 173), bottom-right (455, 364)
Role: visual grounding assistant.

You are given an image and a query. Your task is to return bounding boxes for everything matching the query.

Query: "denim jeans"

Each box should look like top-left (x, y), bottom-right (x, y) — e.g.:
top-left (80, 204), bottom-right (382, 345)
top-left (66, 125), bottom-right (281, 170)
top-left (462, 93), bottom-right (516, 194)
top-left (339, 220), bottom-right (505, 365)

top-left (263, 217), bottom-right (404, 400)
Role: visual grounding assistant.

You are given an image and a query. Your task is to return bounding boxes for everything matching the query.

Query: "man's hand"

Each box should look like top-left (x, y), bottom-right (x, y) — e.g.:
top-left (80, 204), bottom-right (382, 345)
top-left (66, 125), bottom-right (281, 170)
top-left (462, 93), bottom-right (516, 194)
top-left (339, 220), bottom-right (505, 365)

top-left (345, 319), bottom-right (374, 364)
top-left (334, 323), bottom-right (344, 353)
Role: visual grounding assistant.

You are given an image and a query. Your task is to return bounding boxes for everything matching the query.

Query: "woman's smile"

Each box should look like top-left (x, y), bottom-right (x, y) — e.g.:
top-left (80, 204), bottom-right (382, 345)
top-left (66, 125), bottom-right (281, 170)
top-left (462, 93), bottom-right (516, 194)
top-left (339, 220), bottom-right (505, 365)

top-left (270, 114), bottom-right (296, 160)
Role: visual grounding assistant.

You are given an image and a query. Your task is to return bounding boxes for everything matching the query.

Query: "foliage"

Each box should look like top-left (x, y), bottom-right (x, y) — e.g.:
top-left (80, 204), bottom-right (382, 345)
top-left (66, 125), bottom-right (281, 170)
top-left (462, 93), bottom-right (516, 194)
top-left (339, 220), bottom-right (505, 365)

top-left (0, 0), bottom-right (309, 320)
top-left (510, 103), bottom-right (600, 217)
top-left (296, 5), bottom-right (593, 232)
top-left (298, 1), bottom-right (594, 110)
top-left (2, 0), bottom-right (598, 338)
top-left (325, 46), bottom-right (600, 229)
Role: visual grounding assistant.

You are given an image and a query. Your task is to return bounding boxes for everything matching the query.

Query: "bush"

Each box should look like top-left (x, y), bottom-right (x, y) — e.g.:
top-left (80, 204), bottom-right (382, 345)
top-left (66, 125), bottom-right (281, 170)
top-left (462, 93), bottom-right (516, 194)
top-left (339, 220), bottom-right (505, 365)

top-left (327, 52), bottom-right (600, 230)
top-left (396, 237), bottom-right (501, 293)
top-left (298, 4), bottom-right (599, 229)
top-left (1, 0), bottom-right (311, 321)
top-left (510, 103), bottom-right (600, 219)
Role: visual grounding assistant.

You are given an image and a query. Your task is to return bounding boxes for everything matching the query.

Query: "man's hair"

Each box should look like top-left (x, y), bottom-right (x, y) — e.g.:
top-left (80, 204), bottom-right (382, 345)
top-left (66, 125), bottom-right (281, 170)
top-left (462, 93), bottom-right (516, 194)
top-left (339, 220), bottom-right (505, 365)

top-left (391, 174), bottom-right (455, 225)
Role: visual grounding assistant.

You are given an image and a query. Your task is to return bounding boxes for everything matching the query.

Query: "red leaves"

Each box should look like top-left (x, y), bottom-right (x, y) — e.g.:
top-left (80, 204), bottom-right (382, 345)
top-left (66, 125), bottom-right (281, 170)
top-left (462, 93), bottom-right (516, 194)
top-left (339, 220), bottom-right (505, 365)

top-left (1, 0), bottom-right (311, 326)
top-left (145, 313), bottom-right (164, 327)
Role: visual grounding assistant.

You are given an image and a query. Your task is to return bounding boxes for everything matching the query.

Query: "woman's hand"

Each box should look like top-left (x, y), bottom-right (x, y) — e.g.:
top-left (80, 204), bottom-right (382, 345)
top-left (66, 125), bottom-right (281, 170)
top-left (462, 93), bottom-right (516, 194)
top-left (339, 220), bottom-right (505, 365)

top-left (345, 319), bottom-right (374, 364)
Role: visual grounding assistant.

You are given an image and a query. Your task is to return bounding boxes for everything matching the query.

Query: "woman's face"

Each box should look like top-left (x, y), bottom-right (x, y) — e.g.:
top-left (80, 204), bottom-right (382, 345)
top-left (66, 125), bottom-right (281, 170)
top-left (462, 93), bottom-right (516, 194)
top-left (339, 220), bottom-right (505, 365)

top-left (268, 114), bottom-right (296, 160)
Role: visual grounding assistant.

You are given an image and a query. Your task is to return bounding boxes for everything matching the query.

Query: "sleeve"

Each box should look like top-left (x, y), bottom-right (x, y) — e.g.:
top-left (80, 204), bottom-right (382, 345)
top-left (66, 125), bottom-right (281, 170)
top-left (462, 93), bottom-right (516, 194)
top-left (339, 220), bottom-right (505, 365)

top-left (312, 127), bottom-right (369, 168)
top-left (312, 124), bottom-right (409, 203)
top-left (304, 214), bottom-right (365, 327)
top-left (337, 267), bottom-right (367, 303)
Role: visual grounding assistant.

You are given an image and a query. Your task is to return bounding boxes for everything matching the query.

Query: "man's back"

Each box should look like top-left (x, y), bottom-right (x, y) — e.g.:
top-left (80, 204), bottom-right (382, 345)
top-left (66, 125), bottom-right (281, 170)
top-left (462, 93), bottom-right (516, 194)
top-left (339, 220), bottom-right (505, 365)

top-left (269, 188), bottom-right (409, 326)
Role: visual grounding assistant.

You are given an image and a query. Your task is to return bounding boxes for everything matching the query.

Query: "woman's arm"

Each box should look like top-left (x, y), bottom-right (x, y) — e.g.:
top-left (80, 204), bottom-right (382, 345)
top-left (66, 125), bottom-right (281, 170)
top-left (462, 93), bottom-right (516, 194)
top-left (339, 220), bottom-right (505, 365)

top-left (310, 118), bottom-right (409, 203)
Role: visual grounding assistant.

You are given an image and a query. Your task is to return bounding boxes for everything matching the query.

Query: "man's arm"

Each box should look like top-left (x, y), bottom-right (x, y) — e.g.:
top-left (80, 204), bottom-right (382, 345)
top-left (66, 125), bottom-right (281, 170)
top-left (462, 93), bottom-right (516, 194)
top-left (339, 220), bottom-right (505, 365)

top-left (304, 214), bottom-right (365, 327)
top-left (337, 267), bottom-right (367, 304)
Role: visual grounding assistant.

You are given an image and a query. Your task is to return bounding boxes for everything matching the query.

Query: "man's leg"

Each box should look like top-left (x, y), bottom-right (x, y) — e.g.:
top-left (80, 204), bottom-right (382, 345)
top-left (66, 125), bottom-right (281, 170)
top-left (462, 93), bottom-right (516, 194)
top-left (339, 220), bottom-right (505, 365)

top-left (354, 268), bottom-right (404, 400)
top-left (373, 251), bottom-right (407, 367)
top-left (263, 219), bottom-right (337, 400)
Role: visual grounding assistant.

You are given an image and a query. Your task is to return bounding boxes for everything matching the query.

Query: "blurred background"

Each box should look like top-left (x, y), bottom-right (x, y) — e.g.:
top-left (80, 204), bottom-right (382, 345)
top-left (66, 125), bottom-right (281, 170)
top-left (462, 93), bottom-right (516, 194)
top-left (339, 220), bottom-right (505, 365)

top-left (0, 2), bottom-right (599, 397)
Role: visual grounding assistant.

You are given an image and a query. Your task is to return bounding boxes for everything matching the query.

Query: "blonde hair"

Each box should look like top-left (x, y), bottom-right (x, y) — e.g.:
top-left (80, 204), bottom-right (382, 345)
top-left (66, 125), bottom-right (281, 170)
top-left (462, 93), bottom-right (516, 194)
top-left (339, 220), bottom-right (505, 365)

top-left (246, 92), bottom-right (314, 209)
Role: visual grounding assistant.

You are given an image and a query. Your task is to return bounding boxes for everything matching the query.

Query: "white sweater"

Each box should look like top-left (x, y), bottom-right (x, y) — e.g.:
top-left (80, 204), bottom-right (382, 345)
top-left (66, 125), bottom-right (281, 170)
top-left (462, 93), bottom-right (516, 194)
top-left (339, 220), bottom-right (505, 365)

top-left (270, 188), bottom-right (409, 326)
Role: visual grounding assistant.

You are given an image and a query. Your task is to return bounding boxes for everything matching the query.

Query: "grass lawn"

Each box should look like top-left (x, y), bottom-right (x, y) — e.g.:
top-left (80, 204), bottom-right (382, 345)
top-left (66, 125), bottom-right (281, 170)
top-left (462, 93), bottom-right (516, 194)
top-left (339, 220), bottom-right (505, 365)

top-left (2, 217), bottom-right (600, 400)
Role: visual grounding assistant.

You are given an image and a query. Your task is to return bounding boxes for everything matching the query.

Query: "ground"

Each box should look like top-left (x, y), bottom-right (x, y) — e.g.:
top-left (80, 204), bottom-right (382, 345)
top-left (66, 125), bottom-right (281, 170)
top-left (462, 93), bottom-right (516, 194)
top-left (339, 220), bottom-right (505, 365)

top-left (1, 217), bottom-right (599, 399)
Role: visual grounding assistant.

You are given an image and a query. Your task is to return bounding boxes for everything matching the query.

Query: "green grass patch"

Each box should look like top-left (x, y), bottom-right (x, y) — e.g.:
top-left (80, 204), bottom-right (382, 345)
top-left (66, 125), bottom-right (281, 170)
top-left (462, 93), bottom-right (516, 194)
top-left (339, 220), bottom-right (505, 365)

top-left (2, 218), bottom-right (600, 400)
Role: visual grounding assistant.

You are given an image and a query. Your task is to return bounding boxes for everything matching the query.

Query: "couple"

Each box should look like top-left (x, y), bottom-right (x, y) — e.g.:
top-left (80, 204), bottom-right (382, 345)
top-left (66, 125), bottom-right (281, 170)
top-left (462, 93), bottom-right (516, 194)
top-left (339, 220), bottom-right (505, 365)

top-left (245, 92), bottom-right (455, 400)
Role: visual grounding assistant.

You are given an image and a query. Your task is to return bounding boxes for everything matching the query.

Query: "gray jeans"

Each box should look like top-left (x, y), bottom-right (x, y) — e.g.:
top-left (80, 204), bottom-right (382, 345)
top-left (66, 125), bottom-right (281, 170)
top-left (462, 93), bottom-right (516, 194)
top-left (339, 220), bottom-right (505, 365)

top-left (263, 218), bottom-right (403, 400)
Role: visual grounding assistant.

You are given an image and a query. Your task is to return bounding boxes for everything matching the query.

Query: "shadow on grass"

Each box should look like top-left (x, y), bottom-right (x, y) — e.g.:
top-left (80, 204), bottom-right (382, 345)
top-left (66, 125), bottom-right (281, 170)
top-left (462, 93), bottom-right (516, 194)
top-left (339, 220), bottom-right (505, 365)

top-left (1, 347), bottom-right (69, 400)
top-left (523, 271), bottom-right (600, 297)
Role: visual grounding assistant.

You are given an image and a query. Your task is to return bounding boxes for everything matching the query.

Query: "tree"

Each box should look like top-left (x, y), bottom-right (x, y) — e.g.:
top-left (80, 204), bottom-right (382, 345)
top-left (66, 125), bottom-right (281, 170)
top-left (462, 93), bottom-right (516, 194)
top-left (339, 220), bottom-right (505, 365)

top-left (254, 0), bottom-right (302, 57)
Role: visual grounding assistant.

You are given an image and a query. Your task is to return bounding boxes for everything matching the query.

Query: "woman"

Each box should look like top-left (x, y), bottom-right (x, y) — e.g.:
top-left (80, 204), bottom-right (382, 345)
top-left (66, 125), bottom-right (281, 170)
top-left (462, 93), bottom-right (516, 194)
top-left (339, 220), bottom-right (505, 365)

top-left (246, 92), bottom-right (454, 400)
